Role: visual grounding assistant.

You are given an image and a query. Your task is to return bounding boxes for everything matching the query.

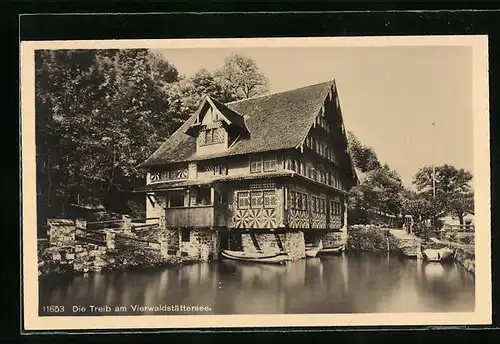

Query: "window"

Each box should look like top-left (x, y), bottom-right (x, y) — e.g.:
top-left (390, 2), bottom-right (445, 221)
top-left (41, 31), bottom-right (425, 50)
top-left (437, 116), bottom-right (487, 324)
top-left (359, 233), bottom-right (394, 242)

top-left (205, 129), bottom-right (213, 144)
top-left (263, 158), bottom-right (277, 172)
top-left (251, 191), bottom-right (263, 208)
top-left (251, 156), bottom-right (276, 173)
top-left (200, 128), bottom-right (224, 146)
top-left (181, 229), bottom-right (190, 242)
top-left (238, 192), bottom-right (250, 209)
top-left (250, 160), bottom-right (263, 173)
top-left (290, 191), bottom-right (297, 209)
top-left (215, 164), bottom-right (228, 175)
top-left (150, 173), bottom-right (161, 182)
top-left (263, 190), bottom-right (277, 208)
top-left (297, 193), bottom-right (303, 209)
top-left (197, 186), bottom-right (211, 205)
top-left (330, 200), bottom-right (341, 216)
top-left (303, 194), bottom-right (308, 211)
top-left (168, 190), bottom-right (185, 207)
top-left (170, 168), bottom-right (188, 180)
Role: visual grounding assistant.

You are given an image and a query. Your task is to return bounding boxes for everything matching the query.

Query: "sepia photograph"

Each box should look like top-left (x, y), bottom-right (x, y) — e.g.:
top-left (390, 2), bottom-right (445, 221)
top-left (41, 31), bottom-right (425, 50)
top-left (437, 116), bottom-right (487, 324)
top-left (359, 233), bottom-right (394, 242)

top-left (21, 35), bottom-right (491, 330)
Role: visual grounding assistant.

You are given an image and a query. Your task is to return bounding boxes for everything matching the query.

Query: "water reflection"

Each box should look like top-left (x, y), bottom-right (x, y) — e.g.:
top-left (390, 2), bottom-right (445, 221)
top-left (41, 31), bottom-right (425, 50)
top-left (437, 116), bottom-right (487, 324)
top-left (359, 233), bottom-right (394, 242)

top-left (39, 253), bottom-right (475, 316)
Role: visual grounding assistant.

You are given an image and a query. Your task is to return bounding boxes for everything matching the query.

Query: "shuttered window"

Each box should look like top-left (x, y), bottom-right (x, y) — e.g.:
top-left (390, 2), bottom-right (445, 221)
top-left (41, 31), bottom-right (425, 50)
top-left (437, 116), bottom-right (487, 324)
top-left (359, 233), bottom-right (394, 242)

top-left (238, 192), bottom-right (250, 209)
top-left (263, 191), bottom-right (276, 208)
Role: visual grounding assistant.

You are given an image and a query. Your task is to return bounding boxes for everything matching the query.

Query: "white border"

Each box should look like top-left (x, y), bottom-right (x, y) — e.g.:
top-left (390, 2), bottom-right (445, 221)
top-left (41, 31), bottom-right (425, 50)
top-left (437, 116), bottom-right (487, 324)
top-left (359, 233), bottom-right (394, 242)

top-left (21, 35), bottom-right (491, 331)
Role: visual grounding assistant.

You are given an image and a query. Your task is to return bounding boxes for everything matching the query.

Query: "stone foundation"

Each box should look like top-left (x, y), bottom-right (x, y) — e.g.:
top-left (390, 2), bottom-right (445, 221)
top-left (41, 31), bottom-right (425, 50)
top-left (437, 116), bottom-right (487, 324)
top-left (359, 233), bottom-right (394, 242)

top-left (177, 229), bottom-right (219, 261)
top-left (74, 242), bottom-right (108, 273)
top-left (241, 230), bottom-right (306, 261)
top-left (321, 231), bottom-right (347, 247)
top-left (47, 219), bottom-right (76, 247)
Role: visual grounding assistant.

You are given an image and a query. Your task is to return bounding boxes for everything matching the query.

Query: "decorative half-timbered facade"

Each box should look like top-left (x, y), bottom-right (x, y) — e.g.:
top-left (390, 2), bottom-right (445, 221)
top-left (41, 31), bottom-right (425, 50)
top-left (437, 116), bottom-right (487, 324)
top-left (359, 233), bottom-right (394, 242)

top-left (136, 80), bottom-right (358, 261)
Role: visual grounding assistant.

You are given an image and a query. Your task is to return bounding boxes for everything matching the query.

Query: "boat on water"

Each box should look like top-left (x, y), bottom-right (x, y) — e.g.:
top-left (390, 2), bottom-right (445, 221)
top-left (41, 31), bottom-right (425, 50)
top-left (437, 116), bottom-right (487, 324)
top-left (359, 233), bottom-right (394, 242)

top-left (400, 246), bottom-right (420, 259)
top-left (422, 247), bottom-right (454, 262)
top-left (421, 237), bottom-right (455, 262)
top-left (305, 244), bottom-right (321, 258)
top-left (318, 244), bottom-right (345, 255)
top-left (220, 250), bottom-right (290, 265)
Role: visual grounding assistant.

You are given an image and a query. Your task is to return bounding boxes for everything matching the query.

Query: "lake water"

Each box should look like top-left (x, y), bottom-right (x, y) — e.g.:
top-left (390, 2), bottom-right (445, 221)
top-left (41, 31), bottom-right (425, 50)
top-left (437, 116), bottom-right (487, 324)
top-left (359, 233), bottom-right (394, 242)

top-left (39, 253), bottom-right (475, 316)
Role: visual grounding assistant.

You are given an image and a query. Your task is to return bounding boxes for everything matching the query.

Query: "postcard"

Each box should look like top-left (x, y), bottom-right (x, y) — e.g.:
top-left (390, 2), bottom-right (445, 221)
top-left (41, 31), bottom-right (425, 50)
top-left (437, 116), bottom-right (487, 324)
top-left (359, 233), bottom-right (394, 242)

top-left (21, 34), bottom-right (491, 331)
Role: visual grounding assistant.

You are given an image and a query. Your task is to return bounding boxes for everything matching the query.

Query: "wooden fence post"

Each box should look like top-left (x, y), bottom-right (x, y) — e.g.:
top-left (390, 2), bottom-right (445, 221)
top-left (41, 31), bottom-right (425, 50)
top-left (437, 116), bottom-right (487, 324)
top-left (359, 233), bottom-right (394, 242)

top-left (122, 215), bottom-right (132, 233)
top-left (159, 214), bottom-right (166, 230)
top-left (159, 234), bottom-right (169, 258)
top-left (48, 219), bottom-right (76, 247)
top-left (75, 219), bottom-right (87, 230)
top-left (105, 230), bottom-right (116, 250)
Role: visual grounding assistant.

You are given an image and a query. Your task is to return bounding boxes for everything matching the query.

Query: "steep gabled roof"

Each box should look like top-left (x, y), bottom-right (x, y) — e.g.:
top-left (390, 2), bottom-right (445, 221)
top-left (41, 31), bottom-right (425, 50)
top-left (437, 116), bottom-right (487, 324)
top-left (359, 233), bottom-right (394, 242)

top-left (184, 96), bottom-right (249, 137)
top-left (209, 97), bottom-right (248, 131)
top-left (140, 80), bottom-right (342, 168)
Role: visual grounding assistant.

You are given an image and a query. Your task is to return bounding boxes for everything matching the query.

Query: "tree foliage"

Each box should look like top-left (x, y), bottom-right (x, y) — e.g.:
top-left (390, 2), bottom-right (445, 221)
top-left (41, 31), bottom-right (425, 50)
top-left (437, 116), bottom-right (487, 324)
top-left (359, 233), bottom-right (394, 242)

top-left (35, 49), bottom-right (182, 219)
top-left (347, 131), bottom-right (381, 173)
top-left (215, 54), bottom-right (269, 100)
top-left (411, 164), bottom-right (474, 225)
top-left (172, 55), bottom-right (270, 118)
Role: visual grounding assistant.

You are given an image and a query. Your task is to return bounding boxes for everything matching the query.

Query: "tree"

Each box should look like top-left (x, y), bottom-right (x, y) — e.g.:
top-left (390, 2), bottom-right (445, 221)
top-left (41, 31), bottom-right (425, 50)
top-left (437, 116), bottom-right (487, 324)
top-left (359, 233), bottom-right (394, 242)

top-left (35, 49), bottom-right (182, 220)
top-left (171, 68), bottom-right (228, 118)
top-left (401, 189), bottom-right (442, 229)
top-left (173, 55), bottom-right (269, 118)
top-left (215, 54), bottom-right (269, 100)
top-left (348, 164), bottom-right (404, 224)
top-left (347, 131), bottom-right (381, 173)
top-left (413, 164), bottom-right (474, 225)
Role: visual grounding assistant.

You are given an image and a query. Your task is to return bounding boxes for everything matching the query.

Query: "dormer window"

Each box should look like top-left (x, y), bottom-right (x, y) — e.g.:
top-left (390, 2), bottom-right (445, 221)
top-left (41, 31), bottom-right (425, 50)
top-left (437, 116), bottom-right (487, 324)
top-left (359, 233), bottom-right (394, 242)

top-left (184, 96), bottom-right (250, 156)
top-left (199, 127), bottom-right (224, 146)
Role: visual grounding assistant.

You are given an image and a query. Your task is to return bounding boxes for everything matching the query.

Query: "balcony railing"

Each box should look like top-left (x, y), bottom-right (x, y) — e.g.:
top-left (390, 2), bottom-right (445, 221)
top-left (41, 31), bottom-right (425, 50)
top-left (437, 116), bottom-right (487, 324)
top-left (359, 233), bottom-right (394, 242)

top-left (164, 204), bottom-right (227, 228)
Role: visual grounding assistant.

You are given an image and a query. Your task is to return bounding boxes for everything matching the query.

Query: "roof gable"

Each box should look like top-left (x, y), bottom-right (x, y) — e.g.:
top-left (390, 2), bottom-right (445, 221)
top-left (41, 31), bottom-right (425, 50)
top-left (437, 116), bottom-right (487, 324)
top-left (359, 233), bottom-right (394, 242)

top-left (184, 96), bottom-right (249, 138)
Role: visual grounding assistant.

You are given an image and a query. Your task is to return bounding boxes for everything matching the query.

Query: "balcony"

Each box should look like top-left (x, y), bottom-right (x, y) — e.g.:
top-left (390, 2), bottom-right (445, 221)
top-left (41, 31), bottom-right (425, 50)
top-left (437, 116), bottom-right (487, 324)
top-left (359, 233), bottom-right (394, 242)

top-left (165, 204), bottom-right (228, 228)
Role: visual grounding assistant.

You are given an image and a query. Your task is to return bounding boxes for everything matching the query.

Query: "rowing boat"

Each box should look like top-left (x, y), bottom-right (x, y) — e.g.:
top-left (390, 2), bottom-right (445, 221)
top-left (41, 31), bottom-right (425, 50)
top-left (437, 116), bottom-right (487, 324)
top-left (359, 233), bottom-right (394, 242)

top-left (220, 250), bottom-right (290, 265)
top-left (422, 247), bottom-right (454, 262)
top-left (305, 244), bottom-right (321, 258)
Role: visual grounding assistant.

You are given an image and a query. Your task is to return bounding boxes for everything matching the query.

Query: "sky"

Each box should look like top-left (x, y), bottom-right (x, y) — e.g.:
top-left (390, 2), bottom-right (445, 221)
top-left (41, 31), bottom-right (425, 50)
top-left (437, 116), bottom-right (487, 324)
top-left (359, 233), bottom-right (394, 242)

top-left (155, 46), bottom-right (473, 188)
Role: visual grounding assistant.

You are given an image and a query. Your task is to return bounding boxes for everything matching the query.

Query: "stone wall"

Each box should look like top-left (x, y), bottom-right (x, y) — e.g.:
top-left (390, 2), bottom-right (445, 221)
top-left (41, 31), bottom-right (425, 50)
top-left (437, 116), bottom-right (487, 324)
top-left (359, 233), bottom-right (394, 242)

top-left (38, 245), bottom-right (74, 276)
top-left (47, 219), bottom-right (76, 247)
top-left (116, 233), bottom-right (161, 251)
top-left (454, 247), bottom-right (475, 274)
top-left (74, 242), bottom-right (108, 273)
top-left (241, 230), bottom-right (306, 261)
top-left (282, 231), bottom-right (306, 261)
top-left (166, 228), bottom-right (180, 253)
top-left (321, 231), bottom-right (346, 248)
top-left (178, 229), bottom-right (218, 261)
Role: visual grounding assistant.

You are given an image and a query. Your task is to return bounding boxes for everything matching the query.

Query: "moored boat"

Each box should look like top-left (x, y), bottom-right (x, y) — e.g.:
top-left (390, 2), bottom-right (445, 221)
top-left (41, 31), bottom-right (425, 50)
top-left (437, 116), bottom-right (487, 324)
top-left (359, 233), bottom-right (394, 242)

top-left (221, 250), bottom-right (290, 265)
top-left (422, 247), bottom-right (454, 262)
top-left (318, 244), bottom-right (345, 255)
top-left (305, 244), bottom-right (321, 258)
top-left (400, 245), bottom-right (420, 259)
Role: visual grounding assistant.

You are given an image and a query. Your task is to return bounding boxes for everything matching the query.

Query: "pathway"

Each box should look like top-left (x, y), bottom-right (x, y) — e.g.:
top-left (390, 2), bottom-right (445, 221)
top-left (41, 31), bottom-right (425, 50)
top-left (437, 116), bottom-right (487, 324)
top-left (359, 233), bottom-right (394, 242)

top-left (389, 229), bottom-right (423, 258)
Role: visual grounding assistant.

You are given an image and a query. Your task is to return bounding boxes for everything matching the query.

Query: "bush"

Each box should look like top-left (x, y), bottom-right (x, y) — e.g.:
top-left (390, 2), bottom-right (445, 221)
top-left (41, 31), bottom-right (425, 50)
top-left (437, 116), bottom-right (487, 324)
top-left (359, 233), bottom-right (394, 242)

top-left (346, 225), bottom-right (397, 252)
top-left (459, 235), bottom-right (474, 245)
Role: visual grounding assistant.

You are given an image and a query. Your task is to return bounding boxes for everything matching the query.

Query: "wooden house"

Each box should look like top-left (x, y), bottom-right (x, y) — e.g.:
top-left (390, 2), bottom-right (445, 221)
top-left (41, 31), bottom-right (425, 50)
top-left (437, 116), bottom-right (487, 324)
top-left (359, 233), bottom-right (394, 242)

top-left (136, 80), bottom-right (358, 260)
